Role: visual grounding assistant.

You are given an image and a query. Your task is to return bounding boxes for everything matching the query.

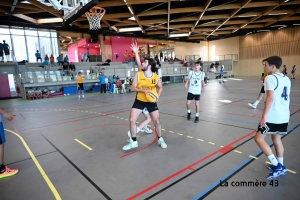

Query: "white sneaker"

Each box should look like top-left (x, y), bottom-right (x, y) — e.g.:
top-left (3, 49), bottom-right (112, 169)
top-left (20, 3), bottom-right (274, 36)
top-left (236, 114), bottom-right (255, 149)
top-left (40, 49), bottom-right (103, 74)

top-left (122, 140), bottom-right (138, 150)
top-left (158, 137), bottom-right (167, 149)
top-left (140, 126), bottom-right (152, 133)
top-left (127, 127), bottom-right (141, 142)
top-left (248, 103), bottom-right (257, 109)
top-left (78, 96), bottom-right (80, 100)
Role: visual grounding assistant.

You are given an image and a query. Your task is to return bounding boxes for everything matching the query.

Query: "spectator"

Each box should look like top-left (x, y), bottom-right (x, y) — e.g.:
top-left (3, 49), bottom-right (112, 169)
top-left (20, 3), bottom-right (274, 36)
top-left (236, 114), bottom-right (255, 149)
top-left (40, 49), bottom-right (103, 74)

top-left (130, 51), bottom-right (135, 62)
top-left (160, 51), bottom-right (163, 61)
top-left (35, 50), bottom-right (42, 62)
top-left (35, 87), bottom-right (43, 98)
top-left (108, 75), bottom-right (113, 90)
top-left (105, 75), bottom-right (109, 90)
top-left (86, 48), bottom-right (90, 62)
top-left (81, 53), bottom-right (85, 62)
top-left (16, 84), bottom-right (20, 96)
top-left (2, 40), bottom-right (10, 62)
top-left (112, 75), bottom-right (117, 83)
top-left (27, 87), bottom-right (35, 99)
top-left (57, 55), bottom-right (63, 66)
top-left (69, 62), bottom-right (75, 79)
top-left (124, 50), bottom-right (129, 63)
top-left (291, 65), bottom-right (296, 79)
top-left (43, 87), bottom-right (50, 98)
top-left (63, 55), bottom-right (69, 63)
top-left (89, 67), bottom-right (94, 74)
top-left (50, 54), bottom-right (55, 66)
top-left (116, 53), bottom-right (119, 61)
top-left (62, 62), bottom-right (68, 70)
top-left (99, 72), bottom-right (106, 93)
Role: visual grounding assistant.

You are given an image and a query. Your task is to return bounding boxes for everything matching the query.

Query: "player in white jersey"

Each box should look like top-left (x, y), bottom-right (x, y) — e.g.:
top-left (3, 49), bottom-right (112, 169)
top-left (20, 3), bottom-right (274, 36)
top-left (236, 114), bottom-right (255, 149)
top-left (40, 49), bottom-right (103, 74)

top-left (184, 61), bottom-right (206, 123)
top-left (254, 56), bottom-right (291, 180)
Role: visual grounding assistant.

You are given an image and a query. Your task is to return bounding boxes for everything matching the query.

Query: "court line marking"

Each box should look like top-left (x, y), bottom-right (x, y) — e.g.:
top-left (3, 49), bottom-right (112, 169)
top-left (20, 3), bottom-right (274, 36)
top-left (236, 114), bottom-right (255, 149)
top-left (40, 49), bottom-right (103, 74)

top-left (193, 123), bottom-right (299, 200)
top-left (74, 139), bottom-right (93, 150)
top-left (5, 129), bottom-right (61, 200)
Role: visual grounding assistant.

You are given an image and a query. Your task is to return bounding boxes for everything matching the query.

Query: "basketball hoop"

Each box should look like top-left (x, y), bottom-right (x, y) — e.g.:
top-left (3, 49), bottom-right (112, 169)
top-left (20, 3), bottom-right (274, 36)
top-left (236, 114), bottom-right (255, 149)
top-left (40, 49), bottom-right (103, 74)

top-left (85, 6), bottom-right (106, 30)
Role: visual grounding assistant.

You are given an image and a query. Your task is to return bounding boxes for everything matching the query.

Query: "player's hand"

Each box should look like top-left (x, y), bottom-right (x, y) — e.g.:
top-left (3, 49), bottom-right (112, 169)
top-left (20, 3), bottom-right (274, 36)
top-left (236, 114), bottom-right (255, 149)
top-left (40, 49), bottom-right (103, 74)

top-left (203, 85), bottom-right (206, 91)
top-left (184, 84), bottom-right (188, 89)
top-left (259, 117), bottom-right (267, 127)
top-left (130, 41), bottom-right (139, 53)
top-left (144, 90), bottom-right (151, 95)
top-left (4, 112), bottom-right (14, 121)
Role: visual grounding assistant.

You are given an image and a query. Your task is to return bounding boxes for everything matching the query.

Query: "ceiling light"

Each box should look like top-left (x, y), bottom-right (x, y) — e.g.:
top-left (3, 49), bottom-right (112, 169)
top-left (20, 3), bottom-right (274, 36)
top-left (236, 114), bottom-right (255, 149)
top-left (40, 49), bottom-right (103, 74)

top-left (278, 27), bottom-right (285, 29)
top-left (246, 32), bottom-right (252, 35)
top-left (257, 30), bottom-right (270, 32)
top-left (169, 33), bottom-right (189, 37)
top-left (238, 15), bottom-right (257, 17)
top-left (293, 24), bottom-right (300, 25)
top-left (20, 1), bottom-right (31, 4)
top-left (128, 16), bottom-right (135, 20)
top-left (270, 25), bottom-right (286, 27)
top-left (285, 0), bottom-right (289, 2)
top-left (119, 27), bottom-right (141, 32)
top-left (268, 13), bottom-right (287, 15)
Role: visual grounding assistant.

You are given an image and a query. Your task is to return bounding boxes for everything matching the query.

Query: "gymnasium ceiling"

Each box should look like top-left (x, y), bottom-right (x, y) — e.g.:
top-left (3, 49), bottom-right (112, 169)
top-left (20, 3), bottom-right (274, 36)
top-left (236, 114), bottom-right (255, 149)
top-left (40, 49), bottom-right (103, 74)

top-left (1, 0), bottom-right (300, 48)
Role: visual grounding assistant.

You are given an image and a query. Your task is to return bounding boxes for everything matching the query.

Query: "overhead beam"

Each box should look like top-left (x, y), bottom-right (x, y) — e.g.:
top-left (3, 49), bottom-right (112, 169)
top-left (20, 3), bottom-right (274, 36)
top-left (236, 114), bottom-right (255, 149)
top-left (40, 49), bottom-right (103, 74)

top-left (188, 0), bottom-right (212, 38)
top-left (265, 7), bottom-right (300, 27)
top-left (123, 1), bottom-right (144, 33)
top-left (146, 31), bottom-right (168, 35)
top-left (26, 0), bottom-right (62, 16)
top-left (13, 14), bottom-right (37, 24)
top-left (1, 0), bottom-right (40, 11)
top-left (37, 18), bottom-right (63, 24)
top-left (10, 0), bottom-right (18, 14)
top-left (207, 0), bottom-right (252, 38)
top-left (237, 0), bottom-right (289, 32)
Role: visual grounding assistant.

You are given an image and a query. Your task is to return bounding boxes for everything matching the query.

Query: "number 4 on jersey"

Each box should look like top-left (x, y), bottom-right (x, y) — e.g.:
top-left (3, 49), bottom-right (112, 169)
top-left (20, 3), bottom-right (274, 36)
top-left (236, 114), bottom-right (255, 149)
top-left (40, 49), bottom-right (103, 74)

top-left (281, 86), bottom-right (288, 100)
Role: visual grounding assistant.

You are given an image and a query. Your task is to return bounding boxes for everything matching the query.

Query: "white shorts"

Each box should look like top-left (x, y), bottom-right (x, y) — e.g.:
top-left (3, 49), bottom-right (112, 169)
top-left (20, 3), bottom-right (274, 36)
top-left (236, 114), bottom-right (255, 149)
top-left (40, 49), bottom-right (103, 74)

top-left (142, 108), bottom-right (149, 115)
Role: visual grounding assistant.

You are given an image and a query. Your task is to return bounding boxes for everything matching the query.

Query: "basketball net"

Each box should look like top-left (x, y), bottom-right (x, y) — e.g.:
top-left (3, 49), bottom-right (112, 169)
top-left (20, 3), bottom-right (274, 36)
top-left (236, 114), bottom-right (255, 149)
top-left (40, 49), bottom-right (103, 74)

top-left (85, 6), bottom-right (106, 30)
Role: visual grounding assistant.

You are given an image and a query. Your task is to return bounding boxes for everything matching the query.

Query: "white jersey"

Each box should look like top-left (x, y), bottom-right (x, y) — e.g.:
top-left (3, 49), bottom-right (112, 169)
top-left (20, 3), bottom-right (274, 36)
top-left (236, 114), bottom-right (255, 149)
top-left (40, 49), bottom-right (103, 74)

top-left (188, 71), bottom-right (205, 95)
top-left (264, 73), bottom-right (291, 123)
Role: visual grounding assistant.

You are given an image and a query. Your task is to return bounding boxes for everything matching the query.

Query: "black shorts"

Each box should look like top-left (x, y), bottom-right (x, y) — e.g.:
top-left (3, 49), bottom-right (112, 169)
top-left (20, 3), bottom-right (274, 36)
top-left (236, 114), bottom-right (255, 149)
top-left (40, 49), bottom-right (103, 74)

top-left (260, 86), bottom-right (265, 94)
top-left (220, 74), bottom-right (223, 77)
top-left (262, 73), bottom-right (264, 77)
top-left (187, 92), bottom-right (200, 100)
top-left (257, 122), bottom-right (288, 135)
top-left (0, 53), bottom-right (3, 56)
top-left (4, 50), bottom-right (10, 55)
top-left (77, 83), bottom-right (84, 90)
top-left (132, 99), bottom-right (158, 113)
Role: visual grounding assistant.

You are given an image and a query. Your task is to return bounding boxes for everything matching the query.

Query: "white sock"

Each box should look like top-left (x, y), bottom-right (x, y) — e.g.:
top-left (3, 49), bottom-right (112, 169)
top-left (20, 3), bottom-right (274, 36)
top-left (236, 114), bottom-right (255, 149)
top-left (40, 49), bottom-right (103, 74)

top-left (254, 100), bottom-right (259, 105)
top-left (78, 95), bottom-right (80, 98)
top-left (196, 113), bottom-right (199, 117)
top-left (277, 157), bottom-right (283, 165)
top-left (82, 95), bottom-right (85, 97)
top-left (268, 154), bottom-right (278, 166)
top-left (187, 110), bottom-right (191, 113)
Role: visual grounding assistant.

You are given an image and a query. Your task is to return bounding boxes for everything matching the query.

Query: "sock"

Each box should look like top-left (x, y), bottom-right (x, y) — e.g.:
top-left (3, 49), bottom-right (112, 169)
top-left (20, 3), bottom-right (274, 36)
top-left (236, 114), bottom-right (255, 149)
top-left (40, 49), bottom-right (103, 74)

top-left (132, 137), bottom-right (137, 141)
top-left (277, 157), bottom-right (283, 165)
top-left (254, 100), bottom-right (260, 105)
top-left (187, 110), bottom-right (191, 113)
top-left (196, 113), bottom-right (199, 117)
top-left (158, 136), bottom-right (161, 140)
top-left (78, 95), bottom-right (80, 98)
top-left (82, 95), bottom-right (85, 97)
top-left (268, 154), bottom-right (278, 166)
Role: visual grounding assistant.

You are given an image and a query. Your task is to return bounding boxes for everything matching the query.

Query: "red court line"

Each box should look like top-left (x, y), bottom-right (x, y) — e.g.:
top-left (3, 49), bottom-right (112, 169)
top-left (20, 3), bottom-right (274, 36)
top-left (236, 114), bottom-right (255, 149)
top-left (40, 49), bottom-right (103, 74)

top-left (19, 109), bottom-right (130, 133)
top-left (127, 130), bottom-right (256, 200)
top-left (252, 109), bottom-right (259, 117)
top-left (120, 127), bottom-right (158, 158)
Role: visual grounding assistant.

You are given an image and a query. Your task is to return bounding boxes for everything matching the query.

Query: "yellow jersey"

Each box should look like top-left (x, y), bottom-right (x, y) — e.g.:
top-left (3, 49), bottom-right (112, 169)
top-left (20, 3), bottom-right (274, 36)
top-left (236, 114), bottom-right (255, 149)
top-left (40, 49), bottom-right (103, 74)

top-left (77, 76), bottom-right (84, 83)
top-left (263, 69), bottom-right (268, 81)
top-left (136, 71), bottom-right (159, 102)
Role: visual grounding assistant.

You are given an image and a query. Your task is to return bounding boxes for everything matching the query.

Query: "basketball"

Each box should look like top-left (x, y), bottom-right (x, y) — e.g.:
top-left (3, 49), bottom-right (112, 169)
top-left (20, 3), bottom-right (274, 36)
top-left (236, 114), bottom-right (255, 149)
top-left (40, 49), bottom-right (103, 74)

top-left (146, 91), bottom-right (158, 102)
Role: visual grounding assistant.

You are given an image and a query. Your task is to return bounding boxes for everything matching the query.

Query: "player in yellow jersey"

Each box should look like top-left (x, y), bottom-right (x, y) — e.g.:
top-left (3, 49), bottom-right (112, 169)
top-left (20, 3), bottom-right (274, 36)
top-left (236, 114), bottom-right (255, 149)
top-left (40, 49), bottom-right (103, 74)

top-left (77, 72), bottom-right (85, 99)
top-left (123, 42), bottom-right (167, 150)
top-left (248, 62), bottom-right (268, 109)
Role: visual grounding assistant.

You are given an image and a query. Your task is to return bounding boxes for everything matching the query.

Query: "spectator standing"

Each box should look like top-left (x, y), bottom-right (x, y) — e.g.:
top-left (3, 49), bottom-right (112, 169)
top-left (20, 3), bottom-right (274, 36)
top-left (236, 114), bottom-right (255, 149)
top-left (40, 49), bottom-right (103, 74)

top-left (291, 65), bottom-right (296, 79)
top-left (2, 40), bottom-right (10, 62)
top-left (160, 51), bottom-right (163, 62)
top-left (63, 55), bottom-right (69, 64)
top-left (50, 54), bottom-right (55, 66)
top-left (99, 72), bottom-right (106, 93)
top-left (35, 50), bottom-right (42, 62)
top-left (86, 48), bottom-right (90, 62)
top-left (0, 43), bottom-right (3, 62)
top-left (81, 53), bottom-right (85, 62)
top-left (124, 50), bottom-right (129, 62)
top-left (57, 55), bottom-right (63, 66)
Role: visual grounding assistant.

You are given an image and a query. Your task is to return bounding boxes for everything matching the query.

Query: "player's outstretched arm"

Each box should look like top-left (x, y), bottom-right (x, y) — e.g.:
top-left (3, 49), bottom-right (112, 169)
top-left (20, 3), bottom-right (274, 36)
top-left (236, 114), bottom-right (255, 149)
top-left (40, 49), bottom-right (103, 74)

top-left (156, 78), bottom-right (163, 98)
top-left (130, 41), bottom-right (142, 71)
top-left (0, 108), bottom-right (14, 121)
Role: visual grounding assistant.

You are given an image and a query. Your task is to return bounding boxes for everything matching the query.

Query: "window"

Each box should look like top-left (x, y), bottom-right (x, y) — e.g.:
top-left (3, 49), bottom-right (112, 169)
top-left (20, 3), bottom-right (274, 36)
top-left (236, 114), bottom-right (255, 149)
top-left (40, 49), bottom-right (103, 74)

top-left (25, 29), bottom-right (38, 36)
top-left (211, 45), bottom-right (216, 61)
top-left (11, 35), bottom-right (27, 61)
top-left (26, 36), bottom-right (40, 62)
top-left (10, 28), bottom-right (24, 35)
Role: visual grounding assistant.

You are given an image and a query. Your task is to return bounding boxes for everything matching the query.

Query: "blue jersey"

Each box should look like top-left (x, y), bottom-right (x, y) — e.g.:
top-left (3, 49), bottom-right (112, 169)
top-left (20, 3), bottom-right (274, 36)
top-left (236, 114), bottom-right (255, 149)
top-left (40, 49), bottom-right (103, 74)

top-left (220, 69), bottom-right (224, 75)
top-left (57, 56), bottom-right (62, 61)
top-left (99, 75), bottom-right (106, 84)
top-left (35, 53), bottom-right (41, 57)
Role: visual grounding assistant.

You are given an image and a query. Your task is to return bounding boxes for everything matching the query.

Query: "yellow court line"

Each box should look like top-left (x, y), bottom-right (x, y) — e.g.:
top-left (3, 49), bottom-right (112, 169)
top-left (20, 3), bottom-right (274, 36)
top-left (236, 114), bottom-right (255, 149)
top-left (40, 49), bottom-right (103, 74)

top-left (74, 139), bottom-right (93, 151)
top-left (162, 129), bottom-right (166, 131)
top-left (5, 129), bottom-right (61, 200)
top-left (265, 161), bottom-right (296, 174)
top-left (249, 155), bottom-right (258, 159)
top-left (187, 136), bottom-right (193, 138)
top-left (220, 146), bottom-right (224, 147)
top-left (208, 142), bottom-right (215, 145)
top-left (178, 133), bottom-right (183, 136)
top-left (234, 150), bottom-right (242, 154)
top-left (198, 139), bottom-right (204, 141)
top-left (169, 131), bottom-right (174, 133)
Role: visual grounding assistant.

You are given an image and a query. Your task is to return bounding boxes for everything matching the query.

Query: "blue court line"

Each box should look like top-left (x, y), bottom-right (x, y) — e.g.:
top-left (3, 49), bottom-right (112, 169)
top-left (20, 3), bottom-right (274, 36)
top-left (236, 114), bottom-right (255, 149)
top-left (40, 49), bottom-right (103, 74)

top-left (193, 123), bottom-right (300, 200)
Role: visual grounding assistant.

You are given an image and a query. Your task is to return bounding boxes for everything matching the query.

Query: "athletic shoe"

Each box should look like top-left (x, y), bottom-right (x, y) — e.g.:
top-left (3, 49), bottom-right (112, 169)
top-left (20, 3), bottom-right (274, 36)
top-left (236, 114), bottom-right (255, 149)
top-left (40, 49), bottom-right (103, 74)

top-left (187, 112), bottom-right (191, 120)
top-left (127, 127), bottom-right (141, 142)
top-left (122, 140), bottom-right (138, 150)
top-left (140, 126), bottom-right (152, 133)
top-left (219, 81), bottom-right (221, 84)
top-left (78, 96), bottom-right (80, 100)
top-left (266, 164), bottom-right (287, 175)
top-left (81, 96), bottom-right (86, 99)
top-left (248, 103), bottom-right (257, 109)
top-left (267, 163), bottom-right (285, 180)
top-left (0, 166), bottom-right (19, 179)
top-left (194, 116), bottom-right (199, 123)
top-left (158, 137), bottom-right (167, 149)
